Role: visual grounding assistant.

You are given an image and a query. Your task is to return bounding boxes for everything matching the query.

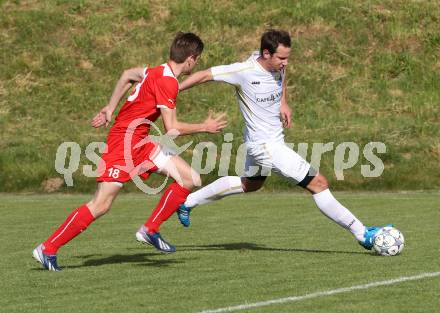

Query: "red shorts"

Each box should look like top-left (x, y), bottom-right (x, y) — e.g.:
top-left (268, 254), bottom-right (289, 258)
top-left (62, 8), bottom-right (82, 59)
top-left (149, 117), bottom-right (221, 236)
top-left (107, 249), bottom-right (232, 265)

top-left (96, 131), bottom-right (160, 183)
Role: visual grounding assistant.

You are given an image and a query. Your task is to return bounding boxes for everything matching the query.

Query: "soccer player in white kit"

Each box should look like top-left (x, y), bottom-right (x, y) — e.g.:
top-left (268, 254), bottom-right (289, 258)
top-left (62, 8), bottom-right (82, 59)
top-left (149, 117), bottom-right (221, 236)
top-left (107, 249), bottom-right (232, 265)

top-left (177, 30), bottom-right (388, 250)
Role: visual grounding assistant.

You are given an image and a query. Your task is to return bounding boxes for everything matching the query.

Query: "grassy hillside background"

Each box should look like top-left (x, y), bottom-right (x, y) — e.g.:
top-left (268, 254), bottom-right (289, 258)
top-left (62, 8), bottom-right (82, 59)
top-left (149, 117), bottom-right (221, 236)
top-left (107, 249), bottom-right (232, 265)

top-left (0, 0), bottom-right (439, 192)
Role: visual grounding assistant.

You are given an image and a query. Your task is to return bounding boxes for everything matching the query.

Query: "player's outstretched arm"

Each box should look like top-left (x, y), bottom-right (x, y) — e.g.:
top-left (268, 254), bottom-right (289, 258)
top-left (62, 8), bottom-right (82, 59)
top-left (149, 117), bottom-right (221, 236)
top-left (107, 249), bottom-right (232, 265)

top-left (179, 69), bottom-right (213, 91)
top-left (161, 108), bottom-right (227, 136)
top-left (91, 67), bottom-right (144, 128)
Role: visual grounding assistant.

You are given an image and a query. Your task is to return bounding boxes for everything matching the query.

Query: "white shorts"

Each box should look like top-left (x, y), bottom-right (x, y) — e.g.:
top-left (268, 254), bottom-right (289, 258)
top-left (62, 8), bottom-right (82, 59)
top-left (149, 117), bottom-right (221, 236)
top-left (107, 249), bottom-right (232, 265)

top-left (244, 141), bottom-right (313, 185)
top-left (152, 145), bottom-right (175, 170)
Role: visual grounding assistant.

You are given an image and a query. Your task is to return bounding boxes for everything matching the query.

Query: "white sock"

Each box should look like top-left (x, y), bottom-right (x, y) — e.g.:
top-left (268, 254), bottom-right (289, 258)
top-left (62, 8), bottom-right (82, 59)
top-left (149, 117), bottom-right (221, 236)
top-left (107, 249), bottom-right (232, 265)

top-left (184, 176), bottom-right (244, 208)
top-left (313, 189), bottom-right (365, 241)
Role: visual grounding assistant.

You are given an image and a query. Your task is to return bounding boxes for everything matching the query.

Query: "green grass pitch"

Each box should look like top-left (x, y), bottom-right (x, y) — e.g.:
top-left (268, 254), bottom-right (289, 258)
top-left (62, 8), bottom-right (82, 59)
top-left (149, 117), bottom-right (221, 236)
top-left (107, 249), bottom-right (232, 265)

top-left (1, 192), bottom-right (439, 313)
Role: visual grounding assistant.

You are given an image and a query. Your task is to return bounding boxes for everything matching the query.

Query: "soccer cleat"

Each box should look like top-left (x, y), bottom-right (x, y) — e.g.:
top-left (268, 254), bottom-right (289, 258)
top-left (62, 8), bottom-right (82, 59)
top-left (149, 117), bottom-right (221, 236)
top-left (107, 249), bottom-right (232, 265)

top-left (359, 224), bottom-right (393, 250)
top-left (136, 225), bottom-right (176, 253)
top-left (32, 244), bottom-right (61, 272)
top-left (177, 203), bottom-right (191, 227)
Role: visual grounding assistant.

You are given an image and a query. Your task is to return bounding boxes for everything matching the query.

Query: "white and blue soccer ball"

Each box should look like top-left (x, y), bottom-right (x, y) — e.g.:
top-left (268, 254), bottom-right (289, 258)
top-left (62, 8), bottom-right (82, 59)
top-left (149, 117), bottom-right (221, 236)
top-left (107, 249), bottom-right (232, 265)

top-left (373, 226), bottom-right (405, 256)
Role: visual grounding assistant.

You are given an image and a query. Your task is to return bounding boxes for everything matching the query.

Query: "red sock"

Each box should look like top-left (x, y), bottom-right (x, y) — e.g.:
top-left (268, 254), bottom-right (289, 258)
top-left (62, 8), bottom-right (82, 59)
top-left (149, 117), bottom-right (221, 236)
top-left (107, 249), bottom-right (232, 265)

top-left (145, 182), bottom-right (190, 233)
top-left (42, 204), bottom-right (95, 254)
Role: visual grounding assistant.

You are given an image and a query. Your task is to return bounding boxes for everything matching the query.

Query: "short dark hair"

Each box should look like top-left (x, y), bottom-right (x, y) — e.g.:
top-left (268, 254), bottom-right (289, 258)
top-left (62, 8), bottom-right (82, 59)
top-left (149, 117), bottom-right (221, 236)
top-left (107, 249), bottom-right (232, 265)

top-left (169, 32), bottom-right (204, 63)
top-left (260, 29), bottom-right (291, 56)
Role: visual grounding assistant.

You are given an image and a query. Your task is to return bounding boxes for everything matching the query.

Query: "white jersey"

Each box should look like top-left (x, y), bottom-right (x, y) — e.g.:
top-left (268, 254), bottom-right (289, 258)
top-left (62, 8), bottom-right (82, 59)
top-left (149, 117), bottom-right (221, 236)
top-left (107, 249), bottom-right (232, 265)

top-left (211, 52), bottom-right (285, 143)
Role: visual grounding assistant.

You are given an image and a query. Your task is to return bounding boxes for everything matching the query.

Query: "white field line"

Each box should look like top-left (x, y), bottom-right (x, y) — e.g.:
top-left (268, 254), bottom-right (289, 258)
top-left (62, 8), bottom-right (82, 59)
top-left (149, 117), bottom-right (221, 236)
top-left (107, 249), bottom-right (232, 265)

top-left (197, 271), bottom-right (440, 313)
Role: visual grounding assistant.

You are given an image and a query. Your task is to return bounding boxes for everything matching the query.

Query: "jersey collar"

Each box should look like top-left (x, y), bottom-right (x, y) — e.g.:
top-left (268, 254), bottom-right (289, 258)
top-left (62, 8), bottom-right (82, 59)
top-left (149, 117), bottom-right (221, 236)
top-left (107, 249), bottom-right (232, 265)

top-left (165, 63), bottom-right (176, 77)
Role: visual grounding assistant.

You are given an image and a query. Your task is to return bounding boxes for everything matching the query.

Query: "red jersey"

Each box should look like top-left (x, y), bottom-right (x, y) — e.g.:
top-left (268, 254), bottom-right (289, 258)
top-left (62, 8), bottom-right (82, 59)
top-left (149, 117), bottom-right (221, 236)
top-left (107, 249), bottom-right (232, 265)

top-left (112, 63), bottom-right (179, 135)
top-left (97, 63), bottom-right (178, 183)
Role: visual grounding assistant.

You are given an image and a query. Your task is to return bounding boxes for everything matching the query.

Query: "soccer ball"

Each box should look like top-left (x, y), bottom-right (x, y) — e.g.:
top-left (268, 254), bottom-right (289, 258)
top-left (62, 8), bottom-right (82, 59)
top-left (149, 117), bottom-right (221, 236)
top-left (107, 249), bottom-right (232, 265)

top-left (373, 226), bottom-right (405, 256)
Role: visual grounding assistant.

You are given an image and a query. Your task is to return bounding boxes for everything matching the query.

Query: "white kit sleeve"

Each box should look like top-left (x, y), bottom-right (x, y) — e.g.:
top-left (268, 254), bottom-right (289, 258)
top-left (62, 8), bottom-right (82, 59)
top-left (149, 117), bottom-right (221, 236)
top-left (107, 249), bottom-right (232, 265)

top-left (211, 62), bottom-right (250, 87)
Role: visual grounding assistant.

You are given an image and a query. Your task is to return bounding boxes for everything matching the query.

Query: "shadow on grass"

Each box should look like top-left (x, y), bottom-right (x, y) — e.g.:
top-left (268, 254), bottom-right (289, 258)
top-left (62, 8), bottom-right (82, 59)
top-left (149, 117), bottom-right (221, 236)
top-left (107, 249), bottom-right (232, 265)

top-left (31, 243), bottom-right (369, 271)
top-left (60, 252), bottom-right (185, 269)
top-left (178, 242), bottom-right (368, 255)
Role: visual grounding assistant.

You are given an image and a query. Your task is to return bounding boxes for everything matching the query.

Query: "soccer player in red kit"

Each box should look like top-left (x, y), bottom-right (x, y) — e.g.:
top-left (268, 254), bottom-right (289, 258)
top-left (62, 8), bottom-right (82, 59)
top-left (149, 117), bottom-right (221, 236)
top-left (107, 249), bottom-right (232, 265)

top-left (32, 32), bottom-right (227, 271)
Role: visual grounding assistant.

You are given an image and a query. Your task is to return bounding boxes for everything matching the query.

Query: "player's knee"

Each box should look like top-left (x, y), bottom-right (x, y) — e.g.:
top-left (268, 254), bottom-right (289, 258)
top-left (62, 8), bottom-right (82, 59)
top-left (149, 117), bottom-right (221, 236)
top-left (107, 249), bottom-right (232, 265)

top-left (318, 175), bottom-right (329, 189)
top-left (307, 174), bottom-right (329, 193)
top-left (181, 171), bottom-right (201, 191)
top-left (191, 171), bottom-right (202, 188)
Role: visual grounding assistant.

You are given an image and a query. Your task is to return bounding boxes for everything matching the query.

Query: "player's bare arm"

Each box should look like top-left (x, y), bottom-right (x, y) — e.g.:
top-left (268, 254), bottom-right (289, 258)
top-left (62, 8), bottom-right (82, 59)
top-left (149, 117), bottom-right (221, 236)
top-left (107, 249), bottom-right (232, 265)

top-left (91, 67), bottom-right (145, 128)
top-left (280, 71), bottom-right (292, 129)
top-left (179, 68), bottom-right (214, 91)
top-left (160, 108), bottom-right (227, 136)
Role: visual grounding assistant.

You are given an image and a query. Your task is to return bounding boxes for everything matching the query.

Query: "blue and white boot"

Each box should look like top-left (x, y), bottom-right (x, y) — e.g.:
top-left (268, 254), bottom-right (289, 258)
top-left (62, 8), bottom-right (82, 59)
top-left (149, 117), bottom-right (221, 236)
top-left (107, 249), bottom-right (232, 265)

top-left (177, 204), bottom-right (191, 227)
top-left (32, 244), bottom-right (61, 272)
top-left (136, 225), bottom-right (176, 253)
top-left (359, 224), bottom-right (393, 250)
